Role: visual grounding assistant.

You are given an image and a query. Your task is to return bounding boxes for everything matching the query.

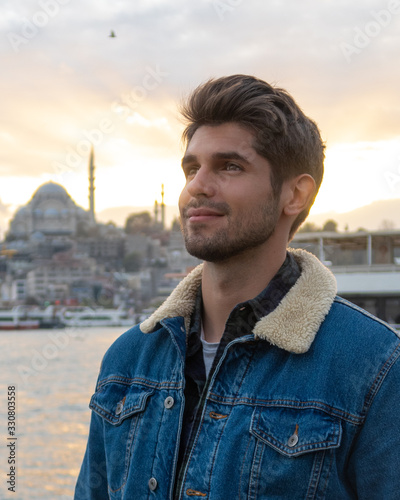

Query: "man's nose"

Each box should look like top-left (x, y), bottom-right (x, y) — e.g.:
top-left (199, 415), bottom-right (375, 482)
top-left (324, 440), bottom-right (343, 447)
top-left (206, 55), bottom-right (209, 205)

top-left (186, 166), bottom-right (216, 198)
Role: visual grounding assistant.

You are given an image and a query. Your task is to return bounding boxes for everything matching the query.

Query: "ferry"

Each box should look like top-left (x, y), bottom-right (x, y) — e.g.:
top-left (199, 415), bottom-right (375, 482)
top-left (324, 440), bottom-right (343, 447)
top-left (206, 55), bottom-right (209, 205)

top-left (27, 305), bottom-right (65, 329)
top-left (0, 307), bottom-right (39, 330)
top-left (60, 307), bottom-right (135, 328)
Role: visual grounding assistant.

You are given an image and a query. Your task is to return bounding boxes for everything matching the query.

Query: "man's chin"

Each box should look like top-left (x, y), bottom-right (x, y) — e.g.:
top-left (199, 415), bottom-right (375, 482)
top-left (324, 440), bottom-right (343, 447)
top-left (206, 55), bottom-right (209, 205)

top-left (185, 243), bottom-right (219, 262)
top-left (185, 242), bottom-right (238, 263)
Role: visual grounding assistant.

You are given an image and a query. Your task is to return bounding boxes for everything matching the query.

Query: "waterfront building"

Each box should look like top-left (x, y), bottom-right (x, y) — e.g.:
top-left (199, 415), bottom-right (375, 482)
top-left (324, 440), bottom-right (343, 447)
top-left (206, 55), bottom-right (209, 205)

top-left (291, 230), bottom-right (400, 324)
top-left (0, 277), bottom-right (26, 303)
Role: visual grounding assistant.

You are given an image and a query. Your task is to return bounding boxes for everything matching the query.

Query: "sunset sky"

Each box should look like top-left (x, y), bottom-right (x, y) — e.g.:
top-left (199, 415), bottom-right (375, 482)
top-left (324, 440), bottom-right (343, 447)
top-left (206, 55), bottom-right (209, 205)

top-left (1, 0), bottom-right (400, 234)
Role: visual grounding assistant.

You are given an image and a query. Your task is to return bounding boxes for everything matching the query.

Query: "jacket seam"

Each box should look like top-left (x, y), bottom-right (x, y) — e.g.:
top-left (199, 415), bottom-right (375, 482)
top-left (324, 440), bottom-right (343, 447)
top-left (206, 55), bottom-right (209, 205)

top-left (305, 450), bottom-right (325, 499)
top-left (319, 448), bottom-right (335, 497)
top-left (161, 318), bottom-right (187, 368)
top-left (361, 342), bottom-right (400, 416)
top-left (238, 434), bottom-right (253, 499)
top-left (97, 376), bottom-right (183, 390)
top-left (206, 396), bottom-right (363, 425)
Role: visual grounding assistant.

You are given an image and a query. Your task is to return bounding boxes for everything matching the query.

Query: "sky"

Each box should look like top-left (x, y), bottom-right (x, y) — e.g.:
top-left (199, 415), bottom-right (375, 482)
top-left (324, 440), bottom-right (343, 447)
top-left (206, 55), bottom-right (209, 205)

top-left (1, 0), bottom-right (400, 235)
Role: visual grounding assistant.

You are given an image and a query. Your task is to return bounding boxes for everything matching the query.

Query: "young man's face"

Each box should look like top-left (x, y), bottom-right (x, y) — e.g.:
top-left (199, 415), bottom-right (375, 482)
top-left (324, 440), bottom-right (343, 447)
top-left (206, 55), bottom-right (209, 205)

top-left (179, 122), bottom-right (283, 262)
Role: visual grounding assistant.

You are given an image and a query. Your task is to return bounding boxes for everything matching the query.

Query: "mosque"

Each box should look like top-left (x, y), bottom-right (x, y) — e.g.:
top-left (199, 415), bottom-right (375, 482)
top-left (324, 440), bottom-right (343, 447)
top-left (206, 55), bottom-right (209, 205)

top-left (8, 149), bottom-right (96, 240)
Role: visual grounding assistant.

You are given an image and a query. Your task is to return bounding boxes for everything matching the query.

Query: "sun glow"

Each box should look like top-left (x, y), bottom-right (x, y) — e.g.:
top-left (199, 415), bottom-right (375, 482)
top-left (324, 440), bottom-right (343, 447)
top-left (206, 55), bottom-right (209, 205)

top-left (0, 135), bottom-right (399, 234)
top-left (310, 139), bottom-right (400, 215)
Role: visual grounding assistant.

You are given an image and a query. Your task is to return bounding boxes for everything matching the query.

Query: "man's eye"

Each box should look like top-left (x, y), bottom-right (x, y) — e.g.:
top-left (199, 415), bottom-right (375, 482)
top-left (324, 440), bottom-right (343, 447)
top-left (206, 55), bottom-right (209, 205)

top-left (186, 167), bottom-right (198, 177)
top-left (226, 163), bottom-right (242, 171)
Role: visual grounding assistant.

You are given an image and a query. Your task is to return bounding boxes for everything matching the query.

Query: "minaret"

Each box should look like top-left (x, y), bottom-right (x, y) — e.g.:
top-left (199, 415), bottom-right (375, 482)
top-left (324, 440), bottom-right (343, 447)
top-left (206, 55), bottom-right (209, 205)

top-left (154, 200), bottom-right (159, 223)
top-left (88, 146), bottom-right (96, 225)
top-left (161, 184), bottom-right (165, 230)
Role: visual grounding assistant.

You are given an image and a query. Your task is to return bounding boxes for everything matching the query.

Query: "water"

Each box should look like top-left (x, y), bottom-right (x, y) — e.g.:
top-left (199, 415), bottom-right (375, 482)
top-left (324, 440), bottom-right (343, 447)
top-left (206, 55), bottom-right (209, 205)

top-left (0, 326), bottom-right (127, 499)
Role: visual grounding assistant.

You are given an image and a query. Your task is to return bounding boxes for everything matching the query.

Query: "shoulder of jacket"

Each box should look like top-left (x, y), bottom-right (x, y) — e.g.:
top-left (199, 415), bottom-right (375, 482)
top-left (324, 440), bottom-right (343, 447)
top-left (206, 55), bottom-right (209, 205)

top-left (98, 323), bottom-right (147, 373)
top-left (317, 298), bottom-right (400, 380)
top-left (331, 296), bottom-right (400, 340)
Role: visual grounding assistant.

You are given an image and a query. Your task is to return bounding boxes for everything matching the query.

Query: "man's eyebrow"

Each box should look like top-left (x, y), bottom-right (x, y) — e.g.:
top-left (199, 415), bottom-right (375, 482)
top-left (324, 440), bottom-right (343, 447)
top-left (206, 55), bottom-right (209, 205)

top-left (181, 151), bottom-right (251, 168)
top-left (211, 151), bottom-right (250, 163)
top-left (181, 154), bottom-right (196, 168)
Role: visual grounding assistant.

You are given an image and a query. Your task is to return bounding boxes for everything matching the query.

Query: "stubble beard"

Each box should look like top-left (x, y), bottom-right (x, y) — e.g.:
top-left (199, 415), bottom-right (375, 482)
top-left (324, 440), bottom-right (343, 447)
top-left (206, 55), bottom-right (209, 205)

top-left (180, 200), bottom-right (280, 262)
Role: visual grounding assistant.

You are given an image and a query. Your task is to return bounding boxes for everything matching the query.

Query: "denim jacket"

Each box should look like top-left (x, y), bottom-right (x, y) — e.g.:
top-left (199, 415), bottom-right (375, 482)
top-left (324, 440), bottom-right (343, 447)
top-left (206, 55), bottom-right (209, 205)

top-left (75, 249), bottom-right (400, 499)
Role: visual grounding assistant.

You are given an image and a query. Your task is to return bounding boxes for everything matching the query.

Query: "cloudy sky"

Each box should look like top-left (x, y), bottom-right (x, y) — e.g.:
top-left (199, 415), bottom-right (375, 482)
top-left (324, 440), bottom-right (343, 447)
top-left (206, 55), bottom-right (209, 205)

top-left (1, 0), bottom-right (399, 234)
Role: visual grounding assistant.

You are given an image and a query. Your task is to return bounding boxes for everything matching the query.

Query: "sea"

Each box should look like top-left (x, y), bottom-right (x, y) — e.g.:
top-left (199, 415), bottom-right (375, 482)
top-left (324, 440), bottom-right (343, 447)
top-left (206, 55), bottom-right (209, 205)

top-left (0, 326), bottom-right (127, 499)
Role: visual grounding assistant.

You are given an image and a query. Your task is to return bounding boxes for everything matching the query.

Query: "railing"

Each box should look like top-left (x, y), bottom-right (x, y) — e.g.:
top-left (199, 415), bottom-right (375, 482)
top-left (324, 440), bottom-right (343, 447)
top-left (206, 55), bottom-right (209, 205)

top-left (330, 264), bottom-right (400, 274)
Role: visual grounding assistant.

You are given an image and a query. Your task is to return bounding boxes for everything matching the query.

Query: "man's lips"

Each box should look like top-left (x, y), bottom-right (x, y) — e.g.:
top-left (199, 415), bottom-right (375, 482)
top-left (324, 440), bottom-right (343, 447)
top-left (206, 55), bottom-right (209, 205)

top-left (185, 207), bottom-right (225, 221)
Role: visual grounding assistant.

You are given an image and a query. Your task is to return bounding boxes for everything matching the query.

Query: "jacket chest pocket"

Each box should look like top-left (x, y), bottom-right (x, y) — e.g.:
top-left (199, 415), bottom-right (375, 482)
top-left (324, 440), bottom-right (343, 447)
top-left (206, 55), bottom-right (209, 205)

top-left (247, 406), bottom-right (342, 500)
top-left (90, 382), bottom-right (154, 495)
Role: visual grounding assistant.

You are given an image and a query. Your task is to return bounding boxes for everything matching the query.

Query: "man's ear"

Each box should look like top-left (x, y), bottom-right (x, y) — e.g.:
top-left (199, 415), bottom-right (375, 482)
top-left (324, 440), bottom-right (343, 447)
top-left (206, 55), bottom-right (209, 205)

top-left (282, 174), bottom-right (316, 217)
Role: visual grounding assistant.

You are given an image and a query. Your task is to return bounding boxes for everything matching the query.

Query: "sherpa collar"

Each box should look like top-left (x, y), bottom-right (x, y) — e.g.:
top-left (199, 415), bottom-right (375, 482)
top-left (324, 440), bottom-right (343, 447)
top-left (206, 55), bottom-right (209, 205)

top-left (140, 248), bottom-right (337, 354)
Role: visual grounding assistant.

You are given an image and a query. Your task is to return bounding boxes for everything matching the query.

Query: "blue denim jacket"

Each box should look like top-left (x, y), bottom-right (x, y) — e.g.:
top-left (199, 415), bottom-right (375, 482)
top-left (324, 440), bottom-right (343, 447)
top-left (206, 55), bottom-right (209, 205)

top-left (75, 249), bottom-right (400, 499)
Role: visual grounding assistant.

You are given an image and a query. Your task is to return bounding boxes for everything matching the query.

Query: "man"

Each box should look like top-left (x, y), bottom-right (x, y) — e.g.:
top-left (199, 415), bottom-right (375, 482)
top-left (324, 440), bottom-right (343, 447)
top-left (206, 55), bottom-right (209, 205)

top-left (75, 75), bottom-right (400, 499)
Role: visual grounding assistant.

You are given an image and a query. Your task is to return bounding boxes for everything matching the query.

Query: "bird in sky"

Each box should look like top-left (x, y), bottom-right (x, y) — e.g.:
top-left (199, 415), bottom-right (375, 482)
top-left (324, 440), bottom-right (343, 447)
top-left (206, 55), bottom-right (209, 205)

top-left (109, 30), bottom-right (116, 38)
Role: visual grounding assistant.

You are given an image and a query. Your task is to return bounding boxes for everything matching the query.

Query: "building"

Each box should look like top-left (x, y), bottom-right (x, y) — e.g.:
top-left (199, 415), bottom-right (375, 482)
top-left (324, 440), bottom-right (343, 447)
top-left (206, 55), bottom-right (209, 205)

top-left (291, 230), bottom-right (400, 324)
top-left (167, 229), bottom-right (201, 272)
top-left (8, 182), bottom-right (92, 239)
top-left (0, 277), bottom-right (26, 303)
top-left (26, 253), bottom-right (97, 302)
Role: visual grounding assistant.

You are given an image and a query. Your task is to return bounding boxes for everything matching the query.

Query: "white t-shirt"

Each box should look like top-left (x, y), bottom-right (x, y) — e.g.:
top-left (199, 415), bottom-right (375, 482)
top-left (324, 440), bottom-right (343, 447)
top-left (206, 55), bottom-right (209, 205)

top-left (200, 324), bottom-right (219, 378)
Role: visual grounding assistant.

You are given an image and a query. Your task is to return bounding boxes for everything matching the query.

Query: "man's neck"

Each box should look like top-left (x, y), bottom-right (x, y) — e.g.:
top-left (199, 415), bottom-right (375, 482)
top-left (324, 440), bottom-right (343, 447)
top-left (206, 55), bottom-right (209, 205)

top-left (201, 245), bottom-right (287, 343)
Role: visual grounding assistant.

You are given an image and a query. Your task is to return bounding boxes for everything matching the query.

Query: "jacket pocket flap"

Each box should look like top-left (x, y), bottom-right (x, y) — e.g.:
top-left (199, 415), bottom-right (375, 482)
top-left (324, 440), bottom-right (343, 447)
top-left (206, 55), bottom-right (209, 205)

top-left (89, 382), bottom-right (154, 425)
top-left (250, 406), bottom-right (342, 457)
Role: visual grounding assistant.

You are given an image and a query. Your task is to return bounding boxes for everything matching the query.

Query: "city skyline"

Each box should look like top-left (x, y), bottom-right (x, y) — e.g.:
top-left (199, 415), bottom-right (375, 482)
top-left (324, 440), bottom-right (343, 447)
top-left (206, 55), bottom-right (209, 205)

top-left (3, 172), bottom-right (399, 240)
top-left (1, 0), bottom-right (400, 234)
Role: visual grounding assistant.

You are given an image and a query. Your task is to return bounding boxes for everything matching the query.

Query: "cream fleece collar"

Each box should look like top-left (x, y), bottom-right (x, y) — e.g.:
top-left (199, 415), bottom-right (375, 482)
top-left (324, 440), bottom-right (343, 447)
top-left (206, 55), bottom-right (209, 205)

top-left (140, 249), bottom-right (337, 354)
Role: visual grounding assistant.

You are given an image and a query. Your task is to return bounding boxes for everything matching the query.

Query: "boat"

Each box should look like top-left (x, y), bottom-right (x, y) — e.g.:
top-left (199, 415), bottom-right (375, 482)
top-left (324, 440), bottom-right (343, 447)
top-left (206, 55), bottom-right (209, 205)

top-left (60, 307), bottom-right (135, 328)
top-left (0, 306), bottom-right (40, 330)
top-left (27, 306), bottom-right (65, 329)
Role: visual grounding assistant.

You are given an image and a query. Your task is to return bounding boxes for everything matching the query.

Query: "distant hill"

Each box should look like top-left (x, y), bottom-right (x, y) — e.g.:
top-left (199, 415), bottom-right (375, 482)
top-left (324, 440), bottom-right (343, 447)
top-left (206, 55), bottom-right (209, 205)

top-left (307, 198), bottom-right (400, 232)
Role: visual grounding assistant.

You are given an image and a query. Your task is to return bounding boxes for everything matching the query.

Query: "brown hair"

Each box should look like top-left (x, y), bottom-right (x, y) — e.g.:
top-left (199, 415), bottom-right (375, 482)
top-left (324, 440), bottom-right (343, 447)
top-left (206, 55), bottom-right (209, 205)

top-left (180, 75), bottom-right (325, 238)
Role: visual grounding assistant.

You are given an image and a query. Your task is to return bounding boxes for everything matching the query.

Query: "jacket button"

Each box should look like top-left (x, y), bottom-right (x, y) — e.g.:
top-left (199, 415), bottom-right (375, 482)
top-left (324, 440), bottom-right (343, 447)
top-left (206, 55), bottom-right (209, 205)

top-left (288, 433), bottom-right (299, 447)
top-left (148, 477), bottom-right (158, 491)
top-left (115, 401), bottom-right (124, 415)
top-left (164, 396), bottom-right (175, 409)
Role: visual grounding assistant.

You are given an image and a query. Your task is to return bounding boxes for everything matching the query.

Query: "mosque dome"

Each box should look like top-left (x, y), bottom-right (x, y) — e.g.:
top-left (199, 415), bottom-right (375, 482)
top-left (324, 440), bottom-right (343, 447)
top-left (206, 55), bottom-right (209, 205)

top-left (8, 181), bottom-right (91, 239)
top-left (7, 148), bottom-right (97, 240)
top-left (32, 182), bottom-right (70, 200)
